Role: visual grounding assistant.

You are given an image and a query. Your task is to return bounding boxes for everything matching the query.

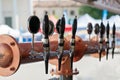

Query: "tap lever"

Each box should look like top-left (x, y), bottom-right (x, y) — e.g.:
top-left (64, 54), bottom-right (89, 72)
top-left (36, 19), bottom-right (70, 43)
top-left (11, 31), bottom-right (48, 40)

top-left (72, 16), bottom-right (77, 38)
top-left (42, 12), bottom-right (50, 74)
top-left (100, 22), bottom-right (105, 38)
top-left (59, 15), bottom-right (65, 38)
top-left (57, 15), bottom-right (65, 71)
top-left (112, 24), bottom-right (116, 59)
top-left (70, 16), bottom-right (77, 69)
top-left (43, 12), bottom-right (49, 38)
top-left (106, 22), bottom-right (110, 38)
top-left (99, 22), bottom-right (105, 61)
top-left (106, 22), bottom-right (110, 60)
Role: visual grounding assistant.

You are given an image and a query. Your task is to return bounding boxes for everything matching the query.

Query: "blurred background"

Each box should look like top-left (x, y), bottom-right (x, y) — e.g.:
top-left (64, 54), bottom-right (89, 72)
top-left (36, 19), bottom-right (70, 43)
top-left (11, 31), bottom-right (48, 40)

top-left (0, 0), bottom-right (120, 80)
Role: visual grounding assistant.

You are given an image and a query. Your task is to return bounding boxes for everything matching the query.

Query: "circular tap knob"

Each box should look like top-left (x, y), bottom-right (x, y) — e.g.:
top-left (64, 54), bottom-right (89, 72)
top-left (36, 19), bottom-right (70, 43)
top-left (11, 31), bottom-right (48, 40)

top-left (28, 16), bottom-right (40, 34)
top-left (94, 23), bottom-right (99, 35)
top-left (28, 15), bottom-right (40, 56)
top-left (43, 20), bottom-right (54, 36)
top-left (87, 22), bottom-right (93, 40)
top-left (87, 23), bottom-right (93, 35)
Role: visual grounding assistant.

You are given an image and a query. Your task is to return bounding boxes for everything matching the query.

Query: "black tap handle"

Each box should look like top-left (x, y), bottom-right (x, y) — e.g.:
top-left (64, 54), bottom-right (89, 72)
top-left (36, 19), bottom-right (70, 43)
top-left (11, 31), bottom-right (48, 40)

top-left (100, 22), bottom-right (105, 38)
top-left (87, 23), bottom-right (93, 35)
top-left (106, 48), bottom-right (109, 60)
top-left (45, 54), bottom-right (49, 74)
top-left (70, 53), bottom-right (74, 69)
top-left (106, 22), bottom-right (110, 38)
top-left (72, 16), bottom-right (77, 39)
top-left (59, 15), bottom-right (65, 38)
top-left (99, 49), bottom-right (102, 61)
top-left (58, 55), bottom-right (62, 71)
top-left (112, 45), bottom-right (115, 59)
top-left (43, 12), bottom-right (49, 38)
top-left (113, 24), bottom-right (116, 39)
top-left (112, 24), bottom-right (116, 59)
top-left (94, 23), bottom-right (99, 35)
top-left (42, 12), bottom-right (50, 74)
top-left (28, 15), bottom-right (40, 34)
top-left (58, 15), bottom-right (65, 71)
top-left (106, 22), bottom-right (110, 60)
top-left (70, 16), bottom-right (77, 69)
top-left (99, 22), bottom-right (105, 61)
top-left (56, 19), bottom-right (61, 34)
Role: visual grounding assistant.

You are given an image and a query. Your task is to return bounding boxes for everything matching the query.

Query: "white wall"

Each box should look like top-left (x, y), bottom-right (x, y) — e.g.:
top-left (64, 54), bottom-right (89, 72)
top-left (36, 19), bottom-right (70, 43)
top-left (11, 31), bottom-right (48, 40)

top-left (1, 0), bottom-right (33, 30)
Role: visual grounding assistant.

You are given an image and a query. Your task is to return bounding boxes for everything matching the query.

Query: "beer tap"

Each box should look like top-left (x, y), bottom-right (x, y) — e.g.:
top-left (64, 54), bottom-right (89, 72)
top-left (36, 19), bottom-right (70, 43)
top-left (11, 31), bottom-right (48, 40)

top-left (42, 12), bottom-right (50, 74)
top-left (106, 22), bottom-right (110, 60)
top-left (112, 23), bottom-right (116, 59)
top-left (94, 23), bottom-right (99, 41)
top-left (70, 16), bottom-right (77, 69)
top-left (28, 15), bottom-right (40, 57)
top-left (57, 15), bottom-right (65, 71)
top-left (87, 23), bottom-right (93, 40)
top-left (99, 22), bottom-right (105, 61)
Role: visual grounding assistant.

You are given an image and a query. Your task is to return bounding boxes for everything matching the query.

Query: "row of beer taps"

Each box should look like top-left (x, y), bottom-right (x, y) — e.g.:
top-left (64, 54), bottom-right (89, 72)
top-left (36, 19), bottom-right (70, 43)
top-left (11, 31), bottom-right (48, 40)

top-left (27, 12), bottom-right (77, 74)
top-left (87, 21), bottom-right (116, 61)
top-left (27, 11), bottom-right (116, 74)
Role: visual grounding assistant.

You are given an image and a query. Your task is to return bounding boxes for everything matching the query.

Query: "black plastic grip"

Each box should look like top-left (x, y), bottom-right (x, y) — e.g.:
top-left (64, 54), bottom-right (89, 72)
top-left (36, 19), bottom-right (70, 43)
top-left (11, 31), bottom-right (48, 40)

top-left (100, 22), bottom-right (105, 38)
top-left (28, 16), bottom-right (40, 34)
top-left (42, 12), bottom-right (49, 38)
top-left (106, 22), bottom-right (110, 38)
top-left (72, 16), bottom-right (77, 39)
top-left (113, 24), bottom-right (116, 38)
top-left (59, 15), bottom-right (65, 38)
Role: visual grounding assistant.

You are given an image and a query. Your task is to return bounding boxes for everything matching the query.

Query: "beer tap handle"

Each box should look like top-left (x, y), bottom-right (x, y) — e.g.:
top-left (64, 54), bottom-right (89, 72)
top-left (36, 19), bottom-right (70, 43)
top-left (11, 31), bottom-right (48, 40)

top-left (112, 23), bottom-right (116, 59)
top-left (94, 23), bottom-right (99, 41)
top-left (60, 15), bottom-right (65, 38)
top-left (42, 12), bottom-right (50, 74)
top-left (99, 22), bottom-right (105, 61)
top-left (70, 16), bottom-right (77, 69)
top-left (58, 15), bottom-right (65, 71)
top-left (28, 15), bottom-right (40, 55)
top-left (72, 16), bottom-right (77, 39)
top-left (87, 23), bottom-right (93, 40)
top-left (106, 22), bottom-right (110, 60)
